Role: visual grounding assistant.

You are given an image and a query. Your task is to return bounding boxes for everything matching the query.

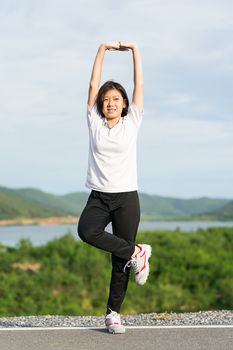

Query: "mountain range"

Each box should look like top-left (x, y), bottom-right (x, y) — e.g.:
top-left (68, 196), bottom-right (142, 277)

top-left (0, 186), bottom-right (232, 221)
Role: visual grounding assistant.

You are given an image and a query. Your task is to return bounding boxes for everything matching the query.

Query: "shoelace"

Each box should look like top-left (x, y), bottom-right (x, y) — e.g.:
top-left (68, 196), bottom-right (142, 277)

top-left (123, 258), bottom-right (139, 274)
top-left (106, 311), bottom-right (121, 324)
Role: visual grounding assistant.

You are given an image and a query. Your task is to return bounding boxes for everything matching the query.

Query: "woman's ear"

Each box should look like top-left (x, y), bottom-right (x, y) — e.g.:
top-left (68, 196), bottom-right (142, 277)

top-left (123, 99), bottom-right (127, 108)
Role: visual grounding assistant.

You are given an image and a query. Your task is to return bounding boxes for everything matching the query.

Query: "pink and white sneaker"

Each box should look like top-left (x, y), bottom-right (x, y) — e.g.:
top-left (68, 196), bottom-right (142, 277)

top-left (105, 310), bottom-right (125, 334)
top-left (124, 244), bottom-right (152, 285)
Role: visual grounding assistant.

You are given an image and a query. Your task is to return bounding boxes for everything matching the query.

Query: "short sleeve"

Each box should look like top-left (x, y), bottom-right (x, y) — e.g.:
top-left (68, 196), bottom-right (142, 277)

top-left (86, 104), bottom-right (100, 128)
top-left (126, 102), bottom-right (143, 128)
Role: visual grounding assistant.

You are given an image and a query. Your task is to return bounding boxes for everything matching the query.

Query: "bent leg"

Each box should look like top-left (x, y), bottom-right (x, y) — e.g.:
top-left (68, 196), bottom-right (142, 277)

top-left (77, 191), bottom-right (135, 260)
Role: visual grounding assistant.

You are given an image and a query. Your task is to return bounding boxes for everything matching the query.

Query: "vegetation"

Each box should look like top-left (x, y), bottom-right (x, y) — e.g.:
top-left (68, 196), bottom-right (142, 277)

top-left (0, 186), bottom-right (232, 221)
top-left (0, 227), bottom-right (232, 316)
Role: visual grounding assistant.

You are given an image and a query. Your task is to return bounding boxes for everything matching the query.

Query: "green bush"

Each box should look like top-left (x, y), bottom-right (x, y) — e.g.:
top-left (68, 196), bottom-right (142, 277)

top-left (0, 227), bottom-right (232, 316)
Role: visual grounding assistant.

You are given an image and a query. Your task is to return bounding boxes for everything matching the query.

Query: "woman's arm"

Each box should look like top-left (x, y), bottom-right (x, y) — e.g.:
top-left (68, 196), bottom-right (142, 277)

top-left (120, 42), bottom-right (144, 112)
top-left (88, 42), bottom-right (123, 109)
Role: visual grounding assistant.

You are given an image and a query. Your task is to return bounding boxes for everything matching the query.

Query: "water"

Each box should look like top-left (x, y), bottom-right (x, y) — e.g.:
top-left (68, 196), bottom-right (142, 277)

top-left (0, 221), bottom-right (232, 247)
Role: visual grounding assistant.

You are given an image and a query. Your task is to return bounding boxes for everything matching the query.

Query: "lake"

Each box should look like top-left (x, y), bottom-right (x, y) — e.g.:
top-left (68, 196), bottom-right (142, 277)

top-left (0, 221), bottom-right (233, 247)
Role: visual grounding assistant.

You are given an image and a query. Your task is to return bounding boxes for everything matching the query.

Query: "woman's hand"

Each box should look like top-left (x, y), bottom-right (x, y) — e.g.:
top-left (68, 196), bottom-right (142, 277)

top-left (102, 42), bottom-right (129, 51)
top-left (119, 42), bottom-right (137, 50)
top-left (103, 42), bottom-right (120, 51)
top-left (102, 41), bottom-right (137, 51)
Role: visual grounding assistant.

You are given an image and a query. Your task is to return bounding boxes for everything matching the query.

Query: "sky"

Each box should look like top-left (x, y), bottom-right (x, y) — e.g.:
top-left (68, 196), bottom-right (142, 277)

top-left (0, 0), bottom-right (233, 199)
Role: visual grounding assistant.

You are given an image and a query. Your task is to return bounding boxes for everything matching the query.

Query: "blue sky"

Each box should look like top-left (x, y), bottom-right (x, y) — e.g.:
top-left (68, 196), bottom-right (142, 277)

top-left (0, 0), bottom-right (232, 198)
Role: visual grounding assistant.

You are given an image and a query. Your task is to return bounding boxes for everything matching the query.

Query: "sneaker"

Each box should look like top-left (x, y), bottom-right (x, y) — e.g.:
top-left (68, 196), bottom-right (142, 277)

top-left (105, 310), bottom-right (126, 334)
top-left (124, 244), bottom-right (152, 285)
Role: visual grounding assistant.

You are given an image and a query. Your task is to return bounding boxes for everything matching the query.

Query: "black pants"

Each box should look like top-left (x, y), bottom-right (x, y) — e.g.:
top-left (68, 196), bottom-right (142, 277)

top-left (77, 190), bottom-right (140, 313)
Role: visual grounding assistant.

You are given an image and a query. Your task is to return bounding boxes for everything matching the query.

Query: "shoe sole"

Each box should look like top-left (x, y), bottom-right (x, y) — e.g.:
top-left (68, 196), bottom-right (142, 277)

top-left (136, 244), bottom-right (152, 285)
top-left (106, 324), bottom-right (126, 334)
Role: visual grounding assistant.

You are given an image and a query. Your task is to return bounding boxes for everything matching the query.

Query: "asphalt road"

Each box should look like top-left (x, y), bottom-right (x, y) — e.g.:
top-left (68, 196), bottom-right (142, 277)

top-left (0, 326), bottom-right (232, 350)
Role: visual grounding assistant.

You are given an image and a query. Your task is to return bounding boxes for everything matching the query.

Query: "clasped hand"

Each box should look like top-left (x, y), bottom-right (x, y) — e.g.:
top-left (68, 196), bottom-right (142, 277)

top-left (104, 41), bottom-right (137, 51)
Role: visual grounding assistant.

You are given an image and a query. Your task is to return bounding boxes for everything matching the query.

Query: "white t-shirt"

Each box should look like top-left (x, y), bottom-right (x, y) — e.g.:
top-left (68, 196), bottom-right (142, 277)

top-left (85, 102), bottom-right (143, 193)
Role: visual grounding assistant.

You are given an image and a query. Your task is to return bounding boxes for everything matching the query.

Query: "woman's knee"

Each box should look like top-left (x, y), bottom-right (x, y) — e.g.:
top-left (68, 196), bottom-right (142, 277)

top-left (77, 220), bottom-right (86, 241)
top-left (77, 221), bottom-right (96, 243)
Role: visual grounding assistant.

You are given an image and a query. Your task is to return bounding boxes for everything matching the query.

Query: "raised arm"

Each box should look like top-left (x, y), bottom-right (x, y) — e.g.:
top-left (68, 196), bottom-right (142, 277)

top-left (120, 42), bottom-right (144, 112)
top-left (88, 42), bottom-right (123, 109)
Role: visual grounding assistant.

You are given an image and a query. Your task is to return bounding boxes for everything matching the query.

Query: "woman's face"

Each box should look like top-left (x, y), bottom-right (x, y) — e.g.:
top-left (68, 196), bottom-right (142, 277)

top-left (102, 89), bottom-right (126, 119)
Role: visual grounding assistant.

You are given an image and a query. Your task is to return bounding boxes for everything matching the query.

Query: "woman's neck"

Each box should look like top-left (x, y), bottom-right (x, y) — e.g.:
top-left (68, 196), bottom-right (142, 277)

top-left (106, 117), bottom-right (121, 128)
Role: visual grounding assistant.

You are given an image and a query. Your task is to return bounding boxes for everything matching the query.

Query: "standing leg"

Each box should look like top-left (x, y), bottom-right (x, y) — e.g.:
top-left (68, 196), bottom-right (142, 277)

top-left (106, 191), bottom-right (140, 313)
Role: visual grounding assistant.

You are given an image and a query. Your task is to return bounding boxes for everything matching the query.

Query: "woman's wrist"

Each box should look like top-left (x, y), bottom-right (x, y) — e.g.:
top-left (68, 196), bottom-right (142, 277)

top-left (130, 43), bottom-right (138, 51)
top-left (100, 43), bottom-right (107, 51)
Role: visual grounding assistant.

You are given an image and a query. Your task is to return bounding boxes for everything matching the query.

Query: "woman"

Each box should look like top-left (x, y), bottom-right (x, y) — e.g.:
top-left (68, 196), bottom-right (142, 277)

top-left (78, 41), bottom-right (152, 334)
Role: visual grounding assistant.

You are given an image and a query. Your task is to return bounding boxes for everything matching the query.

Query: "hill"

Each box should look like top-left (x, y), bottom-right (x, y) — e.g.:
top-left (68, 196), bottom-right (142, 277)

top-left (0, 186), bottom-right (87, 220)
top-left (0, 186), bottom-right (232, 221)
top-left (139, 193), bottom-right (232, 220)
top-left (196, 200), bottom-right (233, 221)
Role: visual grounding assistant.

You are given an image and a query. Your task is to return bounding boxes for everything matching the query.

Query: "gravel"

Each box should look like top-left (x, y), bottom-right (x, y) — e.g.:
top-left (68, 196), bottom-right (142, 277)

top-left (0, 311), bottom-right (232, 328)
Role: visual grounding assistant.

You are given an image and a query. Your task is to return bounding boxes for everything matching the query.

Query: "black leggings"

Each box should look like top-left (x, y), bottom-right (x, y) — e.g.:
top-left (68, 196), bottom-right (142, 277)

top-left (77, 190), bottom-right (140, 313)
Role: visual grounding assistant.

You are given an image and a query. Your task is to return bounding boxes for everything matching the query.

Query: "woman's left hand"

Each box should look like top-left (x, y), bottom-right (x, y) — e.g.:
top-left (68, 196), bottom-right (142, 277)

top-left (119, 42), bottom-right (138, 50)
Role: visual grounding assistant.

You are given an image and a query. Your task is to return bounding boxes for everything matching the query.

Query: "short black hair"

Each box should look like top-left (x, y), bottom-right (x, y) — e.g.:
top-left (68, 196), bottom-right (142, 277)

top-left (95, 80), bottom-right (129, 118)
